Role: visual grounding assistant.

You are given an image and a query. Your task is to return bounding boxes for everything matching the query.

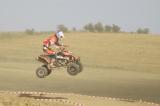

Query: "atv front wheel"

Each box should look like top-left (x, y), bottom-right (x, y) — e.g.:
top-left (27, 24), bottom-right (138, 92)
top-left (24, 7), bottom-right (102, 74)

top-left (67, 63), bottom-right (79, 76)
top-left (42, 65), bottom-right (52, 76)
top-left (36, 66), bottom-right (49, 78)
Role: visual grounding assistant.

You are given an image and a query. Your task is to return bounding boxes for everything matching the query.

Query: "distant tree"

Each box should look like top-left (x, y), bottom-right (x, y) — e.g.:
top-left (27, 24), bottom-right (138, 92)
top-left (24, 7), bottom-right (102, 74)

top-left (83, 23), bottom-right (95, 32)
top-left (137, 28), bottom-right (143, 34)
top-left (57, 24), bottom-right (68, 32)
top-left (112, 24), bottom-right (121, 33)
top-left (83, 24), bottom-right (88, 32)
top-left (72, 27), bottom-right (77, 32)
top-left (143, 28), bottom-right (149, 34)
top-left (88, 23), bottom-right (95, 32)
top-left (104, 25), bottom-right (112, 32)
top-left (137, 28), bottom-right (150, 34)
top-left (94, 22), bottom-right (104, 32)
top-left (25, 28), bottom-right (35, 35)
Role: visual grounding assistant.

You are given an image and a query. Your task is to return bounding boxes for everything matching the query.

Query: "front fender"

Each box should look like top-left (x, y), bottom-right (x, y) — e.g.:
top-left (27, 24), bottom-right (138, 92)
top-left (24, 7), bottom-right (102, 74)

top-left (36, 55), bottom-right (50, 64)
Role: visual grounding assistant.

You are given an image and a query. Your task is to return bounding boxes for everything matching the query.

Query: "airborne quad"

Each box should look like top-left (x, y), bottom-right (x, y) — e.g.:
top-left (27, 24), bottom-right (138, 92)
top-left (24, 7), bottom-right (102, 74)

top-left (36, 47), bottom-right (83, 78)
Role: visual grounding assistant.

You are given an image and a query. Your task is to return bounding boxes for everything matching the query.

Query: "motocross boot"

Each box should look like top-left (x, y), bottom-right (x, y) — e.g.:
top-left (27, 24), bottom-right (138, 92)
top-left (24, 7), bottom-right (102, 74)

top-left (49, 58), bottom-right (56, 68)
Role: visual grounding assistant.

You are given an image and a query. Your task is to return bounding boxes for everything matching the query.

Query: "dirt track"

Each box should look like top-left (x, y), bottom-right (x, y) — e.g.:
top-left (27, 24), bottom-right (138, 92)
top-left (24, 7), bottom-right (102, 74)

top-left (0, 91), bottom-right (159, 106)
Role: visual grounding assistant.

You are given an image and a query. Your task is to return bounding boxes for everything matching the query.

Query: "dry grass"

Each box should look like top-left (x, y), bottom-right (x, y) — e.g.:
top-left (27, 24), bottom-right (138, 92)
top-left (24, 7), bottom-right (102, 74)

top-left (1, 32), bottom-right (160, 72)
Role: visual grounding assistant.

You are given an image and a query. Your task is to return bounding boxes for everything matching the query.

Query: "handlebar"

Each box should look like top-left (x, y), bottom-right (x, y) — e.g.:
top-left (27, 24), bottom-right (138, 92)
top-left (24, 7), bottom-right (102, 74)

top-left (57, 45), bottom-right (69, 52)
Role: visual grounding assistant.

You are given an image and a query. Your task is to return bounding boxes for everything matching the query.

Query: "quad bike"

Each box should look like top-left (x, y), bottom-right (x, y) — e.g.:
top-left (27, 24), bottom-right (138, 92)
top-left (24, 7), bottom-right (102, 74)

top-left (36, 47), bottom-right (83, 78)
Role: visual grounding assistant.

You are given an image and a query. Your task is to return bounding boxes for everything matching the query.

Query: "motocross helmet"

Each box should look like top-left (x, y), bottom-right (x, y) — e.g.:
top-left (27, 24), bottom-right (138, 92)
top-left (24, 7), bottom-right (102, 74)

top-left (56, 31), bottom-right (64, 40)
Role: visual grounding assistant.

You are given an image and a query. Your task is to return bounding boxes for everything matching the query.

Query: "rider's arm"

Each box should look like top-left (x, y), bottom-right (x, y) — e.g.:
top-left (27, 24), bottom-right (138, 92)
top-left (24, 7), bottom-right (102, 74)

top-left (44, 40), bottom-right (54, 50)
top-left (55, 42), bottom-right (63, 46)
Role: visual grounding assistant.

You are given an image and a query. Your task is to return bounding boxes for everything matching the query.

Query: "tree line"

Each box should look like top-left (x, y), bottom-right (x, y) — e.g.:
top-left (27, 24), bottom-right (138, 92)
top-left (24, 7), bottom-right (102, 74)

top-left (56, 22), bottom-right (150, 34)
top-left (25, 22), bottom-right (150, 35)
top-left (83, 23), bottom-right (120, 33)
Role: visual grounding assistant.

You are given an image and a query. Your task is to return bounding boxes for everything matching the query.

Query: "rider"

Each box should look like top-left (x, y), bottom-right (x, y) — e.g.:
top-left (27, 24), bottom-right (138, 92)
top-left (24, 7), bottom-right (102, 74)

top-left (43, 31), bottom-right (64, 66)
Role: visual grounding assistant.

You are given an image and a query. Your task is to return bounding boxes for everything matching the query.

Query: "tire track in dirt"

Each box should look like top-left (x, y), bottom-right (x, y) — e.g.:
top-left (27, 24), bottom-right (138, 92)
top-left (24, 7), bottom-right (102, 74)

top-left (0, 91), bottom-right (159, 106)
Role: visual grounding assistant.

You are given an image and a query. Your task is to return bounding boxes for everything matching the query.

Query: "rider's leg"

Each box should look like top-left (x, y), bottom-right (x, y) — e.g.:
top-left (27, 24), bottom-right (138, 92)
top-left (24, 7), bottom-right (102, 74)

top-left (48, 54), bottom-right (57, 66)
top-left (45, 49), bottom-right (56, 64)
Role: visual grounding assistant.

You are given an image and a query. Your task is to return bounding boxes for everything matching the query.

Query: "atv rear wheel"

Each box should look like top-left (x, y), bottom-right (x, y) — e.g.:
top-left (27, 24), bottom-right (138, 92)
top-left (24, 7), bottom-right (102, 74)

top-left (67, 63), bottom-right (79, 76)
top-left (42, 65), bottom-right (52, 76)
top-left (36, 66), bottom-right (49, 78)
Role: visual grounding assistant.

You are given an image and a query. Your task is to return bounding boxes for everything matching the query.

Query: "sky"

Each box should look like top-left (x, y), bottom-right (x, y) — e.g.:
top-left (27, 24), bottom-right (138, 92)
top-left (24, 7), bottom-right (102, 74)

top-left (0, 0), bottom-right (159, 33)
